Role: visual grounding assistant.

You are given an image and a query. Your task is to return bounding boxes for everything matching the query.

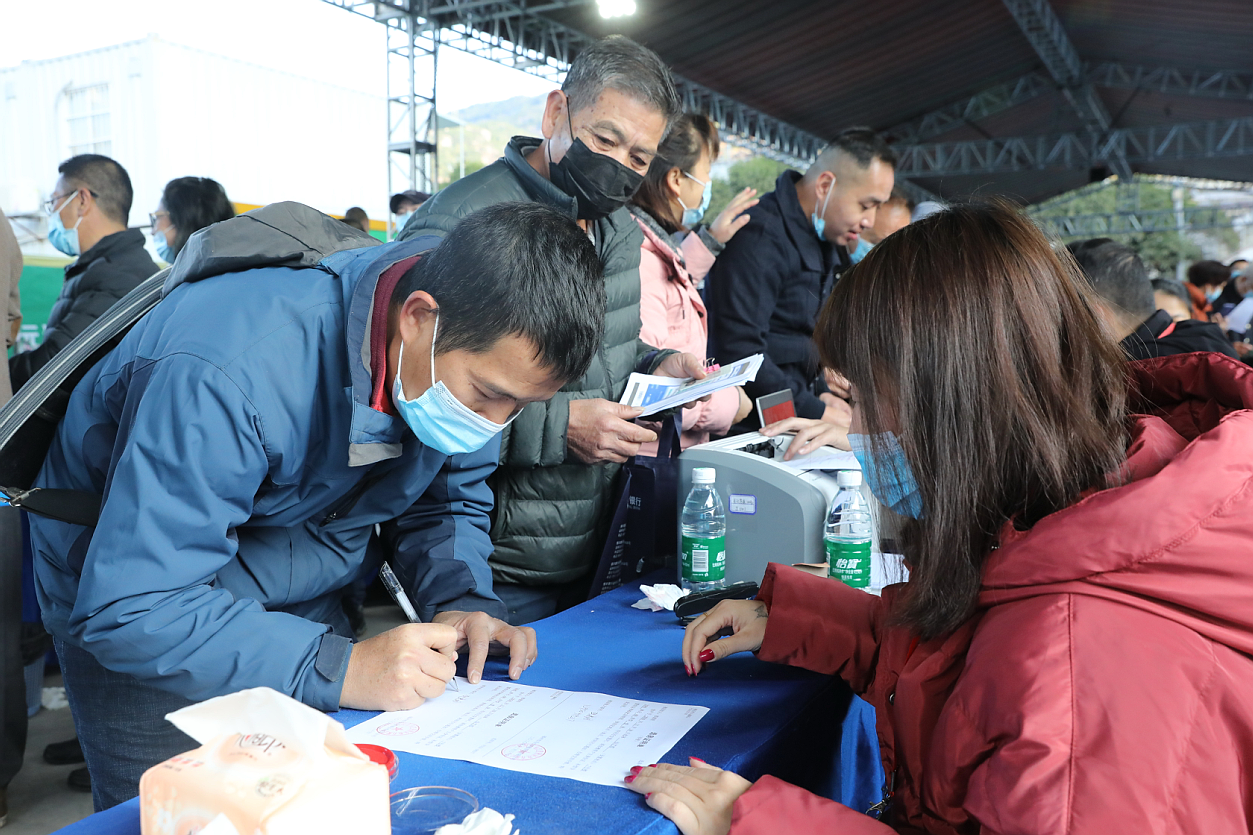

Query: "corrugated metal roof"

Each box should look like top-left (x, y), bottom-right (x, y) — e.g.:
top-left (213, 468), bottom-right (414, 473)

top-left (537, 0), bottom-right (1253, 202)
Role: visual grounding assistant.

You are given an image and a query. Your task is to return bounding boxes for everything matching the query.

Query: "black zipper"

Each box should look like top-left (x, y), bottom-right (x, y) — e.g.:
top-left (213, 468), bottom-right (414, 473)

top-left (319, 468), bottom-right (388, 526)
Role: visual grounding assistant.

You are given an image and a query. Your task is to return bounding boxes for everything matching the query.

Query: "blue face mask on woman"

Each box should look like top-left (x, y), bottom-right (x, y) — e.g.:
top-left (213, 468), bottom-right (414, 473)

top-left (678, 172), bottom-right (712, 228)
top-left (392, 312), bottom-right (517, 456)
top-left (848, 432), bottom-right (924, 519)
top-left (154, 234), bottom-right (176, 264)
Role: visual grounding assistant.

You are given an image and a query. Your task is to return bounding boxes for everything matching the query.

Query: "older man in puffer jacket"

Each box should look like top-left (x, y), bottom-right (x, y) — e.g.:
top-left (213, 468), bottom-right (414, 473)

top-left (401, 36), bottom-right (707, 623)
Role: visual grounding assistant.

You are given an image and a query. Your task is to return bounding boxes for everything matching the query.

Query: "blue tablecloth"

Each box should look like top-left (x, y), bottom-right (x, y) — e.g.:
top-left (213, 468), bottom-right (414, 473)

top-left (55, 575), bottom-right (882, 834)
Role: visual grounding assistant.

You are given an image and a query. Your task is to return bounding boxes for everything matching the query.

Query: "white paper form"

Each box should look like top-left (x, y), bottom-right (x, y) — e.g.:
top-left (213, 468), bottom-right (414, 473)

top-left (345, 678), bottom-right (708, 788)
top-left (619, 354), bottom-right (764, 417)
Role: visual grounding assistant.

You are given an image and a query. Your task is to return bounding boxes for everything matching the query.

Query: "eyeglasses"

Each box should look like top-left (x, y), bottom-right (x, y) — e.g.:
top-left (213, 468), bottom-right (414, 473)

top-left (42, 189), bottom-right (97, 216)
top-left (148, 211), bottom-right (170, 229)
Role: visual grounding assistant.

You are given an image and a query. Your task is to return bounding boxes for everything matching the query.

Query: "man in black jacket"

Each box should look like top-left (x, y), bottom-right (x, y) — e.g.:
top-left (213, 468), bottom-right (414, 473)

top-left (9, 154), bottom-right (157, 794)
top-left (11, 155), bottom-right (158, 390)
top-left (706, 128), bottom-right (896, 428)
top-left (1069, 238), bottom-right (1237, 361)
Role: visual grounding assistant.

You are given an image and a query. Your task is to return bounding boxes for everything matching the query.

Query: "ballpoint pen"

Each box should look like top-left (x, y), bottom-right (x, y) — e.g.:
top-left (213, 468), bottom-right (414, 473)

top-left (378, 561), bottom-right (460, 691)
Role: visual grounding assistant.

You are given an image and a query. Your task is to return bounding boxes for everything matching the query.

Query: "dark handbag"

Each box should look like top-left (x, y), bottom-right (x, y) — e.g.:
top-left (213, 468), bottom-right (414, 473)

top-left (588, 416), bottom-right (682, 598)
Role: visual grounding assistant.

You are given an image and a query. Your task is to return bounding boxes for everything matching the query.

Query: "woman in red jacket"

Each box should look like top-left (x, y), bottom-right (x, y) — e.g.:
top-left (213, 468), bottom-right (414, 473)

top-left (625, 201), bottom-right (1253, 833)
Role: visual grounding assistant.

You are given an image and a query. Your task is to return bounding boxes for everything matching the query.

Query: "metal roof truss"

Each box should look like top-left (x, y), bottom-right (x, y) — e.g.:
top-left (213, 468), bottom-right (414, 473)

top-left (897, 117), bottom-right (1253, 177)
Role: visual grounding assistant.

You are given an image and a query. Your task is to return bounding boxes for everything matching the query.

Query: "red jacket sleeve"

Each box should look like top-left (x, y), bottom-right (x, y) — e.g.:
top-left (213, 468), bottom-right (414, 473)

top-left (731, 776), bottom-right (894, 834)
top-left (756, 562), bottom-right (886, 695)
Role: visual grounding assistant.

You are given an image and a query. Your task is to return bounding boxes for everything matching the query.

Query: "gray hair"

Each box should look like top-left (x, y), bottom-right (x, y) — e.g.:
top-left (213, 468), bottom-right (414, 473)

top-left (562, 36), bottom-right (681, 132)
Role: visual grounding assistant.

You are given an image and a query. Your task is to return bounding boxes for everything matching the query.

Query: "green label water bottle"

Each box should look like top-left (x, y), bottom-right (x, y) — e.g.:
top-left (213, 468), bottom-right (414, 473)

top-left (825, 470), bottom-right (874, 589)
top-left (681, 467), bottom-right (727, 591)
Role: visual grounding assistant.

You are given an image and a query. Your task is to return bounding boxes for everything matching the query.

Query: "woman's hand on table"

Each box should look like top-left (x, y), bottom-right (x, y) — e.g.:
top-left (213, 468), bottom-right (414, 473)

top-left (682, 599), bottom-right (769, 676)
top-left (432, 610), bottom-right (538, 684)
top-left (340, 622), bottom-right (459, 711)
top-left (760, 416), bottom-right (850, 460)
top-left (624, 757), bottom-right (752, 835)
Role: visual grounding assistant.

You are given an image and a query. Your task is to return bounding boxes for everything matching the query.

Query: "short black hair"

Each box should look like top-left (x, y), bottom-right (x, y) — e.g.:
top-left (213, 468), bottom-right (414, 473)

top-left (1151, 277), bottom-right (1192, 308)
top-left (886, 187), bottom-right (916, 213)
top-left (1067, 238), bottom-right (1154, 319)
top-left (390, 191), bottom-right (430, 214)
top-left (390, 202), bottom-right (605, 384)
top-left (563, 36), bottom-right (681, 133)
top-left (59, 154), bottom-right (133, 225)
top-left (823, 127), bottom-right (899, 170)
top-left (1187, 259), bottom-right (1232, 288)
top-left (162, 176), bottom-right (235, 256)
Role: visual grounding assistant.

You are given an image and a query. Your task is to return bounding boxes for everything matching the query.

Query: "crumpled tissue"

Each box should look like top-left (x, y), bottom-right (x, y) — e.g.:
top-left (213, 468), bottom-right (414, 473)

top-left (139, 687), bottom-right (388, 835)
top-left (631, 583), bottom-right (689, 612)
top-left (434, 807), bottom-right (520, 835)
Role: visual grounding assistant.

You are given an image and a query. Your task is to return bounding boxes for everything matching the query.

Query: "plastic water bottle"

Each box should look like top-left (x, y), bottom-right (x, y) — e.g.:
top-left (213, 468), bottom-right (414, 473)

top-left (681, 467), bottom-right (727, 591)
top-left (826, 470), bottom-right (874, 588)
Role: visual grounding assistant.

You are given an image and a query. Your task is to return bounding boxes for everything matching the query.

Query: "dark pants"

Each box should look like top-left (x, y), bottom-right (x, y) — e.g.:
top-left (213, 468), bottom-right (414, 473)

top-left (55, 639), bottom-right (196, 811)
top-left (494, 578), bottom-right (590, 625)
top-left (0, 506), bottom-right (25, 789)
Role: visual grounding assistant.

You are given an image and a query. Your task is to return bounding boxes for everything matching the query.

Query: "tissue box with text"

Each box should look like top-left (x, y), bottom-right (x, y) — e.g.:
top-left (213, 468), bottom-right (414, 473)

top-left (140, 687), bottom-right (389, 835)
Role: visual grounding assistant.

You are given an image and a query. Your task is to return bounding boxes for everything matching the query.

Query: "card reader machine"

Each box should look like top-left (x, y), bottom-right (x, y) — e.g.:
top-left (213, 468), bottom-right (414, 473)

top-left (677, 432), bottom-right (881, 586)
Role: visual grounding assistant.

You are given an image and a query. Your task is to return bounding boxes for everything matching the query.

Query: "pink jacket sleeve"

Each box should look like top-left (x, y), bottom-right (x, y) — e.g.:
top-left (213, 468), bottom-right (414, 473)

top-left (731, 776), bottom-right (894, 834)
top-left (681, 231), bottom-right (717, 285)
top-left (685, 385), bottom-right (740, 436)
top-left (637, 244), bottom-right (672, 350)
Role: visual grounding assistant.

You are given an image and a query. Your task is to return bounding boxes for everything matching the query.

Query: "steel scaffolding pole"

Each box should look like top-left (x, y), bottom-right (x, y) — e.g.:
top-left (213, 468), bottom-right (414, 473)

top-left (380, 2), bottom-right (440, 238)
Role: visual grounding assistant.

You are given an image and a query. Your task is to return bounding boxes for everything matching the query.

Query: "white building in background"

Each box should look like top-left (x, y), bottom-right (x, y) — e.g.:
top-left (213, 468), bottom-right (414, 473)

top-left (0, 35), bottom-right (387, 256)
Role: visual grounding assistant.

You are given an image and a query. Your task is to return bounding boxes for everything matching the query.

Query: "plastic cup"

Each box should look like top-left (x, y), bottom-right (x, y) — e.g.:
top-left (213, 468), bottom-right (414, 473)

top-left (390, 786), bottom-right (479, 835)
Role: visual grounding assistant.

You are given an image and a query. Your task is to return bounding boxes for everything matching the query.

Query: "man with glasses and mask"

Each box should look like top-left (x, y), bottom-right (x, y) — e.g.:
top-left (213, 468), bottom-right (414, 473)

top-left (10, 154), bottom-right (157, 391)
top-left (399, 36), bottom-right (709, 624)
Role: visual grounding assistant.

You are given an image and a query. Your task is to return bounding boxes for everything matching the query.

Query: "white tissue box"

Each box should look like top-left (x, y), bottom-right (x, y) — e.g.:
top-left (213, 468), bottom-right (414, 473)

top-left (139, 687), bottom-right (390, 835)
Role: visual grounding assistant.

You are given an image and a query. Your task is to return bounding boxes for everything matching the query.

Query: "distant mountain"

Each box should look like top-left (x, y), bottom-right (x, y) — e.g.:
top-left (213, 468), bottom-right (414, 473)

top-left (448, 95), bottom-right (547, 135)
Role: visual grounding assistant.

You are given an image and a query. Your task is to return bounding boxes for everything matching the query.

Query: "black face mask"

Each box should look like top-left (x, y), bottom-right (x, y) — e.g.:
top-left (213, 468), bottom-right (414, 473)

top-left (548, 111), bottom-right (645, 221)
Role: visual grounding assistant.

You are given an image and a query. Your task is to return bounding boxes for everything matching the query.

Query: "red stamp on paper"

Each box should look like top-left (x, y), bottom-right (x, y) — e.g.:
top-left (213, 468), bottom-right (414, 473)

top-left (501, 743), bottom-right (546, 761)
top-left (376, 720), bottom-right (421, 737)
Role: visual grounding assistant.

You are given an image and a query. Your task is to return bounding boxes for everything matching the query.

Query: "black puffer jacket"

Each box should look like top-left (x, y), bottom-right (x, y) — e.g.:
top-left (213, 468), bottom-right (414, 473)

top-left (10, 228), bottom-right (157, 390)
top-left (399, 136), bottom-right (667, 586)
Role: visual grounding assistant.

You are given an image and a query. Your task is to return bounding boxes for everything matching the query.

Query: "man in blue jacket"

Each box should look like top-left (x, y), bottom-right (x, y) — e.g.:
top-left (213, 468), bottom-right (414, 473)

top-left (27, 202), bottom-right (606, 809)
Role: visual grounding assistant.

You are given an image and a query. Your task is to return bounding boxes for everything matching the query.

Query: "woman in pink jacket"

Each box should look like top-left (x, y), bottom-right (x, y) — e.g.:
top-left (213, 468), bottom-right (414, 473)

top-left (625, 201), bottom-right (1253, 833)
top-left (629, 113), bottom-right (759, 450)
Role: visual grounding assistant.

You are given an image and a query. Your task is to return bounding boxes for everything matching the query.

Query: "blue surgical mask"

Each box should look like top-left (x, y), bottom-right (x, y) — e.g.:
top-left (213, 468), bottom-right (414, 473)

top-left (811, 182), bottom-right (833, 241)
top-left (849, 238), bottom-right (873, 264)
top-left (848, 432), bottom-right (924, 519)
top-left (396, 211), bottom-right (413, 232)
top-left (678, 172), bottom-right (711, 228)
top-left (154, 234), bottom-right (176, 264)
top-left (1205, 287), bottom-right (1222, 303)
top-left (392, 312), bottom-right (516, 455)
top-left (47, 193), bottom-right (82, 257)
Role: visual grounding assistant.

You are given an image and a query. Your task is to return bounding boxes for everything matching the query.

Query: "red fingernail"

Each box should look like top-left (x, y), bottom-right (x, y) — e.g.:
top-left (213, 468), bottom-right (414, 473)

top-left (690, 757), bottom-right (706, 764)
top-left (645, 793), bottom-right (653, 799)
top-left (698, 649), bottom-right (715, 663)
top-left (629, 766), bottom-right (643, 774)
top-left (624, 774), bottom-right (635, 783)
top-left (685, 665), bottom-right (692, 676)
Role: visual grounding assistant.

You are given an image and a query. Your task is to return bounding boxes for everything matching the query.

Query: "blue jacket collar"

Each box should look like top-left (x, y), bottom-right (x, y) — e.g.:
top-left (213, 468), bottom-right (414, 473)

top-left (320, 236), bottom-right (443, 462)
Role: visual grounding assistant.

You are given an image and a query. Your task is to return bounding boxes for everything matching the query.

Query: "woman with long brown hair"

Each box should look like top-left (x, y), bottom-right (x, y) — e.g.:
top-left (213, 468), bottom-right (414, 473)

top-left (626, 201), bottom-right (1253, 833)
